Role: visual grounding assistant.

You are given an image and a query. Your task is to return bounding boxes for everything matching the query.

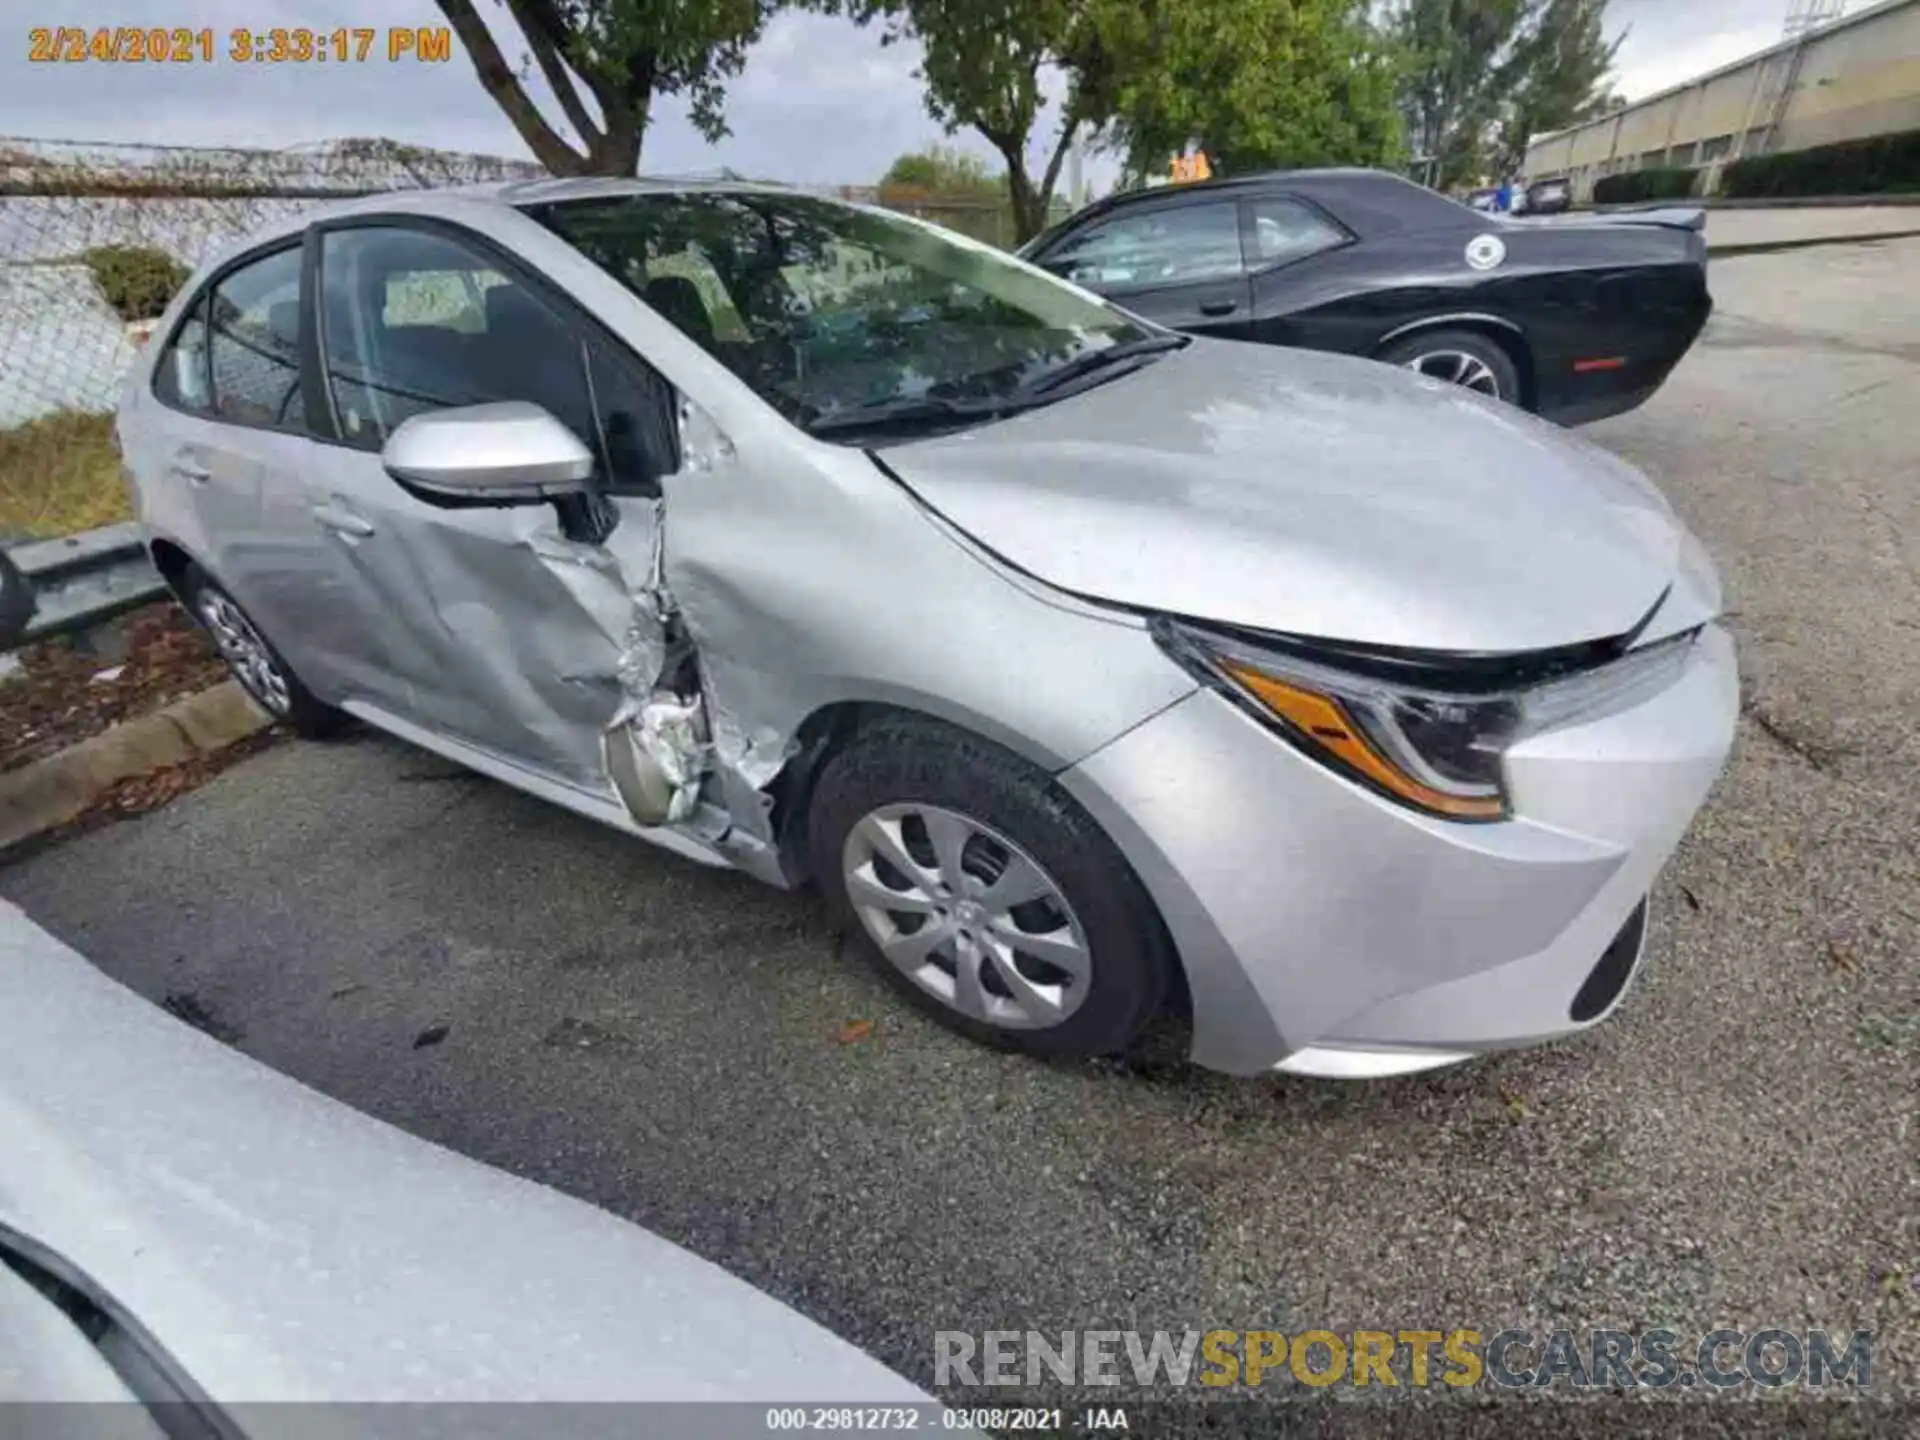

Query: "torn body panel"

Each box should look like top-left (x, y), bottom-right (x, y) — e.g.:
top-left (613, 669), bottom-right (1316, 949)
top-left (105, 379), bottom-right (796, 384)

top-left (502, 457), bottom-right (778, 872)
top-left (655, 414), bottom-right (1201, 877)
top-left (592, 495), bottom-right (714, 830)
top-left (387, 490), bottom-right (719, 844)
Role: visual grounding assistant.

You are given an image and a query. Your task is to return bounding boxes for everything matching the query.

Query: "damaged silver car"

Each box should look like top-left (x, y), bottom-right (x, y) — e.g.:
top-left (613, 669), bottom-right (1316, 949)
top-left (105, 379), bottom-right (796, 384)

top-left (118, 180), bottom-right (1737, 1078)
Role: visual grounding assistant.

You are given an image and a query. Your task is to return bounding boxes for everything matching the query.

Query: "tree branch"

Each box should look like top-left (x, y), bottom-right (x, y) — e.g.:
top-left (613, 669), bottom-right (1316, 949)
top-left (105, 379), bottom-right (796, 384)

top-left (432, 0), bottom-right (586, 173)
top-left (503, 0), bottom-right (602, 150)
top-left (1038, 116), bottom-right (1077, 211)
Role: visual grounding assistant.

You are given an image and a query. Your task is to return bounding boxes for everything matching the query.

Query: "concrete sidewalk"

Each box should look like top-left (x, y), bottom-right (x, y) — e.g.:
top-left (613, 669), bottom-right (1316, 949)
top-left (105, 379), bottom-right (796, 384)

top-left (1704, 204), bottom-right (1920, 253)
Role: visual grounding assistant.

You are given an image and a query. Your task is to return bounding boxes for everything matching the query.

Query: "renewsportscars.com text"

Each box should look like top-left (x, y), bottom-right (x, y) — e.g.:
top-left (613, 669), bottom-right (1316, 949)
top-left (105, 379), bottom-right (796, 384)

top-left (935, 1327), bottom-right (1873, 1391)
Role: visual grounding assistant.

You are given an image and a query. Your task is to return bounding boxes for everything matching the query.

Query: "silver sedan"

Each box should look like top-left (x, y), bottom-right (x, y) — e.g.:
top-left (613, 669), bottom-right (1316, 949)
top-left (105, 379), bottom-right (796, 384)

top-left (116, 179), bottom-right (1737, 1078)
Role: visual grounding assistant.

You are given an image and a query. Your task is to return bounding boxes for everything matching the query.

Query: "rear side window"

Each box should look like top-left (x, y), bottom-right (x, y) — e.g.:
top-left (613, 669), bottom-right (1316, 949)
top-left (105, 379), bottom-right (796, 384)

top-left (206, 246), bottom-right (306, 431)
top-left (317, 225), bottom-right (678, 491)
top-left (1244, 198), bottom-right (1348, 268)
top-left (152, 295), bottom-right (212, 411)
top-left (1040, 202), bottom-right (1246, 290)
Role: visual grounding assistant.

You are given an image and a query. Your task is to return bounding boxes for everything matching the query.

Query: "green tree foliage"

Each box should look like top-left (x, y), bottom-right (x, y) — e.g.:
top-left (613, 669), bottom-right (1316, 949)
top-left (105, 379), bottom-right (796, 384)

top-left (854, 0), bottom-right (1400, 241)
top-left (879, 143), bottom-right (1003, 197)
top-left (1491, 0), bottom-right (1624, 175)
top-left (1105, 0), bottom-right (1403, 180)
top-left (850, 0), bottom-right (1118, 241)
top-left (1391, 0), bottom-right (1622, 186)
top-left (433, 0), bottom-right (782, 174)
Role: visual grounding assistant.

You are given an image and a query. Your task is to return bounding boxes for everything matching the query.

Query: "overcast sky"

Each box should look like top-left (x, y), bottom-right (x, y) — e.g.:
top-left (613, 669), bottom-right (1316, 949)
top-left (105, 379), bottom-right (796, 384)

top-left (9, 0), bottom-right (1807, 185)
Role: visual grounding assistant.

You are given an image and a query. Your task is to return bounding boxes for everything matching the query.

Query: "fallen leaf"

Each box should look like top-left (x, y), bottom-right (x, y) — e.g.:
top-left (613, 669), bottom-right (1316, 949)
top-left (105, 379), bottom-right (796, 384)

top-left (412, 1023), bottom-right (450, 1049)
top-left (837, 1018), bottom-right (874, 1046)
top-left (1679, 884), bottom-right (1701, 912)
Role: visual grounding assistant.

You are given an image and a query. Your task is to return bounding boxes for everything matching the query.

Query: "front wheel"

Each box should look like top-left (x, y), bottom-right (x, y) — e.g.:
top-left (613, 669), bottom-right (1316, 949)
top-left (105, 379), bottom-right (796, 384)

top-left (1377, 328), bottom-right (1523, 407)
top-left (808, 716), bottom-right (1174, 1058)
top-left (181, 568), bottom-right (344, 739)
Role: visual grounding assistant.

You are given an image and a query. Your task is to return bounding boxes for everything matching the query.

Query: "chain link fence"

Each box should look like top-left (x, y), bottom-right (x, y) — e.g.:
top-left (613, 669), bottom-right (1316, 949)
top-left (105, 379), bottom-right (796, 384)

top-left (0, 136), bottom-right (547, 539)
top-left (0, 136), bottom-right (1034, 542)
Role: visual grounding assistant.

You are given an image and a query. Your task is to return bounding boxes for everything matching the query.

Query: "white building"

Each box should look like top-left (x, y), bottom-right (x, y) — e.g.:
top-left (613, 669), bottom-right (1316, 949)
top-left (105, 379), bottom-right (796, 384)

top-left (1525, 0), bottom-right (1920, 200)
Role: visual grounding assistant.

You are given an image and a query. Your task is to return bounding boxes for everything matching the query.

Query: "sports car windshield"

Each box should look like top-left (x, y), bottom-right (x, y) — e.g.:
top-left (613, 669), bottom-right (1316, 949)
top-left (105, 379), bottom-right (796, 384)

top-left (529, 192), bottom-right (1157, 439)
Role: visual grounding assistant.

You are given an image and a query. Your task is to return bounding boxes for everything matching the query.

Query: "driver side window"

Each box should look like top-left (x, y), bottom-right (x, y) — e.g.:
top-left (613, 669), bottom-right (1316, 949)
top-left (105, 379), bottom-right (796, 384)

top-left (317, 225), bottom-right (679, 492)
top-left (1042, 203), bottom-right (1245, 291)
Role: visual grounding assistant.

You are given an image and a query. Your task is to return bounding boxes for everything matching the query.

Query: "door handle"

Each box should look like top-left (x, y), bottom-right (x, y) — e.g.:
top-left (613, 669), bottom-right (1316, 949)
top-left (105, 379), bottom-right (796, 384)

top-left (1199, 300), bottom-right (1239, 317)
top-left (169, 459), bottom-right (211, 484)
top-left (312, 503), bottom-right (376, 539)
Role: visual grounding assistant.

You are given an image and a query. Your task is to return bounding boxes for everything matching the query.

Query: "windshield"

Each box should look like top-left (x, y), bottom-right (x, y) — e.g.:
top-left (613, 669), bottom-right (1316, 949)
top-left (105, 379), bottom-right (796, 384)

top-left (528, 191), bottom-right (1155, 438)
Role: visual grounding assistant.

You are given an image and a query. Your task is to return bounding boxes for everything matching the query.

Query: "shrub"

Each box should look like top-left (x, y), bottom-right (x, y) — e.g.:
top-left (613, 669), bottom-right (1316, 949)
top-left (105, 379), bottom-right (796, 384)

top-left (1721, 128), bottom-right (1920, 199)
top-left (79, 244), bottom-right (189, 322)
top-left (879, 144), bottom-right (1001, 199)
top-left (1592, 168), bottom-right (1699, 205)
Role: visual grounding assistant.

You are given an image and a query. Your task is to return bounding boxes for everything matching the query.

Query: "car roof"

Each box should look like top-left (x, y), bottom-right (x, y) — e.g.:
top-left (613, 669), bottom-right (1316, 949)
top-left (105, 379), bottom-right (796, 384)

top-left (1030, 167), bottom-right (1476, 248)
top-left (188, 177), bottom-right (845, 275)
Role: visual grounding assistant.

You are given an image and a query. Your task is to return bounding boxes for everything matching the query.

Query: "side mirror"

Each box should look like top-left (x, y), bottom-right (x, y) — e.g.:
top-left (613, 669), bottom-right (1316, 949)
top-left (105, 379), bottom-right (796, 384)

top-left (381, 402), bottom-right (593, 507)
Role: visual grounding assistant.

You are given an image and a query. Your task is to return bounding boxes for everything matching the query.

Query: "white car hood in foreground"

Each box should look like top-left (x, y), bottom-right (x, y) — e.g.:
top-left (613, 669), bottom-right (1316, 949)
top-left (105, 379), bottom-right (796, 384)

top-left (0, 900), bottom-right (929, 1405)
top-left (881, 340), bottom-right (1688, 654)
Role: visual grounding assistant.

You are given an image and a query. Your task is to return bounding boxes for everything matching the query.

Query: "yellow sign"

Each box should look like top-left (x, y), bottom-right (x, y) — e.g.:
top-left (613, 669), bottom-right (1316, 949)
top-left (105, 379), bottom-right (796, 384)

top-left (1169, 152), bottom-right (1213, 183)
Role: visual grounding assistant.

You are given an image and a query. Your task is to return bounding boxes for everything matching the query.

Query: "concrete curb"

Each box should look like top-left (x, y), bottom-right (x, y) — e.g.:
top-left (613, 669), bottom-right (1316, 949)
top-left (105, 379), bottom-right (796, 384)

top-left (0, 681), bottom-right (271, 852)
top-left (1588, 195), bottom-right (1920, 214)
top-left (1710, 227), bottom-right (1920, 257)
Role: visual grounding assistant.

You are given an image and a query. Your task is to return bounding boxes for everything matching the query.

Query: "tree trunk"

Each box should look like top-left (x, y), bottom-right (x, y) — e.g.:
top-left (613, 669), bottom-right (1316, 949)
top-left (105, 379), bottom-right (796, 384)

top-left (585, 132), bottom-right (643, 176)
top-left (1002, 158), bottom-right (1047, 244)
top-left (436, 0), bottom-right (651, 178)
top-left (434, 0), bottom-right (588, 174)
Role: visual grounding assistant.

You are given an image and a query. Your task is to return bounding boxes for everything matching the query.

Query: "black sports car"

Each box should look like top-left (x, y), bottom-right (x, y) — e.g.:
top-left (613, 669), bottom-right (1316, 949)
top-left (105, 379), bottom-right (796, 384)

top-left (1018, 168), bottom-right (1711, 426)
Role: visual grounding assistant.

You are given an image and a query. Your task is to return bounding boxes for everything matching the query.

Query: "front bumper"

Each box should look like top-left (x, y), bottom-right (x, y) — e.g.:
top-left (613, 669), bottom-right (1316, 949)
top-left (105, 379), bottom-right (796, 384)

top-left (1058, 624), bottom-right (1738, 1076)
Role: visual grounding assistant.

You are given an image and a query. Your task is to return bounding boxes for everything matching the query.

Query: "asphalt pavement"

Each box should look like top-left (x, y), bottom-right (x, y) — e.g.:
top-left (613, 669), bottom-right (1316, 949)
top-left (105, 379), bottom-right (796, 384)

top-left (4, 237), bottom-right (1916, 1418)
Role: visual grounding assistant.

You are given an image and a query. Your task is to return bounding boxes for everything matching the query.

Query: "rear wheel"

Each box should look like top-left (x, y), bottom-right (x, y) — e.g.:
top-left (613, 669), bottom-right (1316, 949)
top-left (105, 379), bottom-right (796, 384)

top-left (1378, 328), bottom-right (1523, 407)
top-left (181, 568), bottom-right (344, 739)
top-left (808, 716), bottom-right (1173, 1058)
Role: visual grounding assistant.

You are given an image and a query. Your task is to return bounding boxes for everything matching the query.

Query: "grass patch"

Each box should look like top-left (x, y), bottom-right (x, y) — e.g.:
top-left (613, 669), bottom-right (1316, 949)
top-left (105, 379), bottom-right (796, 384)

top-left (0, 409), bottom-right (131, 539)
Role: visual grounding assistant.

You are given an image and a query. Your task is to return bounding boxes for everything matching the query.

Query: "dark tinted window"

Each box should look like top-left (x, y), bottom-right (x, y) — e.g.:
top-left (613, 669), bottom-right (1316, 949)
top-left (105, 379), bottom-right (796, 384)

top-left (317, 226), bottom-right (676, 490)
top-left (207, 247), bottom-right (305, 430)
top-left (1245, 198), bottom-right (1347, 267)
top-left (1041, 202), bottom-right (1245, 289)
top-left (152, 294), bottom-right (212, 411)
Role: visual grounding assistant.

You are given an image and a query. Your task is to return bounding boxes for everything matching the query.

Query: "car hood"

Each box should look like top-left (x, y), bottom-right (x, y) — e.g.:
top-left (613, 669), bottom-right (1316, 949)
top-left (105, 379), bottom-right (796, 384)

top-left (878, 340), bottom-right (1688, 654)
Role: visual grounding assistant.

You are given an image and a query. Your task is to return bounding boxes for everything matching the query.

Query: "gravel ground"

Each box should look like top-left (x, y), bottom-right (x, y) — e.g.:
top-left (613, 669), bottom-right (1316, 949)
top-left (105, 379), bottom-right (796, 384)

top-left (3, 238), bottom-right (1915, 1427)
top-left (1, 603), bottom-right (227, 772)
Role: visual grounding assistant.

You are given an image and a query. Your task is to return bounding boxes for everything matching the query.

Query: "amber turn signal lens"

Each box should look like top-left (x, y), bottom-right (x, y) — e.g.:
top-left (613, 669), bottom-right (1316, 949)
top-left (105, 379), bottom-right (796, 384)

top-left (1220, 662), bottom-right (1507, 821)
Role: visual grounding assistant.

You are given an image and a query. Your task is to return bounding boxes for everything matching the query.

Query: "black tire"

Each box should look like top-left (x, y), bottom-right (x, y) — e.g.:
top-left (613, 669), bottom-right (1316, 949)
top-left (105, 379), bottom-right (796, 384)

top-left (179, 567), bottom-right (345, 739)
top-left (808, 715), bottom-right (1174, 1059)
top-left (1376, 327), bottom-right (1524, 408)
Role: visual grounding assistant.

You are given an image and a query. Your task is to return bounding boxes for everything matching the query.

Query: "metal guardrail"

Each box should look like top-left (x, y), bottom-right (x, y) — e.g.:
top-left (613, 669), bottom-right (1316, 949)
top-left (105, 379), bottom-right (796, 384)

top-left (2, 523), bottom-right (166, 650)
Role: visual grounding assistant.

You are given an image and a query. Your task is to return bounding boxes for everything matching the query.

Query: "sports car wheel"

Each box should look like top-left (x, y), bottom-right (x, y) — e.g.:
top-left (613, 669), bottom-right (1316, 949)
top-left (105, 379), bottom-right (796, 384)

top-left (808, 715), bottom-right (1174, 1058)
top-left (1378, 328), bottom-right (1522, 406)
top-left (181, 568), bottom-right (344, 738)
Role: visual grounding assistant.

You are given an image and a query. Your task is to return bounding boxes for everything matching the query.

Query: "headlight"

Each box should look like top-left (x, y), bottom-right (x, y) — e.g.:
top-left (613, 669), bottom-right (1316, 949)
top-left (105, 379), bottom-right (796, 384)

top-left (1152, 617), bottom-right (1698, 823)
